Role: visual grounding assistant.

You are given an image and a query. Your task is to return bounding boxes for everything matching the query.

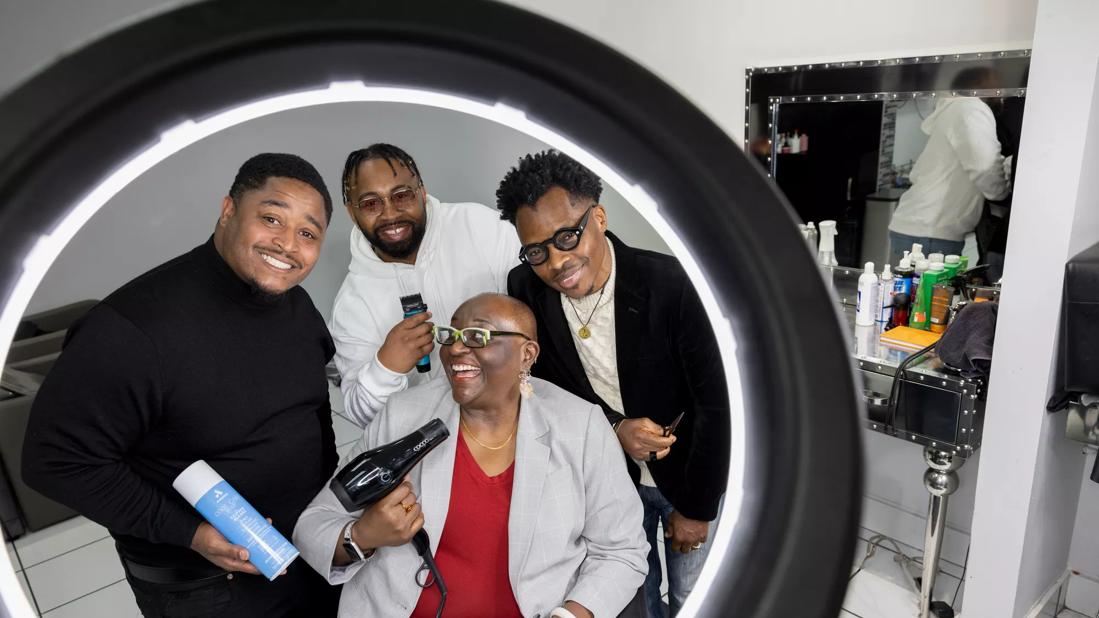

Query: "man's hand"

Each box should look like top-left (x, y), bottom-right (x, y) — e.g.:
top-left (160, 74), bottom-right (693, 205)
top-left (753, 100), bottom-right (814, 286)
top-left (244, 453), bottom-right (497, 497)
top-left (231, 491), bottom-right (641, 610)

top-left (665, 510), bottom-right (710, 554)
top-left (377, 312), bottom-right (435, 374)
top-left (191, 522), bottom-right (261, 575)
top-left (352, 479), bottom-right (424, 550)
top-left (616, 418), bottom-right (676, 461)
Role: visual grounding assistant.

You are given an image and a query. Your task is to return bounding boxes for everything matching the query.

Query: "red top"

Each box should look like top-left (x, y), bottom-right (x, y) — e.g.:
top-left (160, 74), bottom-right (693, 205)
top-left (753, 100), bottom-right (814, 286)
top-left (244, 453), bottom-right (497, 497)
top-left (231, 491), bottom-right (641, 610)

top-left (410, 432), bottom-right (522, 618)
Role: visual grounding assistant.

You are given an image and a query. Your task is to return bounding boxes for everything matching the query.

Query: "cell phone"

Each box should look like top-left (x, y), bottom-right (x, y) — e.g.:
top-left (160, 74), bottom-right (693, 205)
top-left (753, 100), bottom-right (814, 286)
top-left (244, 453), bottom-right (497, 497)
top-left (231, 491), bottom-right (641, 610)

top-left (663, 412), bottom-right (686, 437)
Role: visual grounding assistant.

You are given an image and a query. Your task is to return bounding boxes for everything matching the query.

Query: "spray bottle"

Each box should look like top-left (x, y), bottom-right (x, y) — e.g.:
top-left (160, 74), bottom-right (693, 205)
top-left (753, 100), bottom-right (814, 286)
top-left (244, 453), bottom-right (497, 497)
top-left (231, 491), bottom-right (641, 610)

top-left (910, 243), bottom-right (926, 264)
top-left (817, 220), bottom-right (838, 267)
top-left (878, 264), bottom-right (894, 324)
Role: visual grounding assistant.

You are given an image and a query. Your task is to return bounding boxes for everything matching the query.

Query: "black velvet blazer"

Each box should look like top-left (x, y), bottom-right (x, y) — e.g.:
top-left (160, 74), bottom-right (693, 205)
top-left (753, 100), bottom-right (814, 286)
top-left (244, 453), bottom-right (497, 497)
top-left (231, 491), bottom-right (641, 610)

top-left (507, 231), bottom-right (729, 521)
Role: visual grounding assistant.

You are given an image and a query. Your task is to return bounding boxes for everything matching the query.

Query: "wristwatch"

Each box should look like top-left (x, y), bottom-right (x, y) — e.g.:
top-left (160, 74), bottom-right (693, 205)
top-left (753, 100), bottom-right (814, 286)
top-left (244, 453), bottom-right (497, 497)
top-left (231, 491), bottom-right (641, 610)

top-left (341, 521), bottom-right (371, 562)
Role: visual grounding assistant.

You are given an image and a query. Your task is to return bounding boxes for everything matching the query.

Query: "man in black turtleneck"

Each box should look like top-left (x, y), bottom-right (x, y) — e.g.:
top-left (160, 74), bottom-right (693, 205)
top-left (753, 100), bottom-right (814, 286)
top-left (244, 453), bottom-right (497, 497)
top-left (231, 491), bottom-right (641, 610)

top-left (22, 153), bottom-right (341, 617)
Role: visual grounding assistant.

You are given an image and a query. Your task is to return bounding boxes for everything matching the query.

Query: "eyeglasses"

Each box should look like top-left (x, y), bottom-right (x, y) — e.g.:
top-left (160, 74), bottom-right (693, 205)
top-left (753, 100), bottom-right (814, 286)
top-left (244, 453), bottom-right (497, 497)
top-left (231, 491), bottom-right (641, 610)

top-left (354, 185), bottom-right (421, 216)
top-left (518, 206), bottom-right (594, 266)
top-left (434, 325), bottom-right (531, 348)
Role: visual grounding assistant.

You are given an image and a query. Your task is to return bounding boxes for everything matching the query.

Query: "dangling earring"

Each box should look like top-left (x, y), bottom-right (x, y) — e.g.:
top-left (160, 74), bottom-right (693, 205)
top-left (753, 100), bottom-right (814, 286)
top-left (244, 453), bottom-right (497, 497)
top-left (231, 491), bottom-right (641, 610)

top-left (519, 368), bottom-right (534, 400)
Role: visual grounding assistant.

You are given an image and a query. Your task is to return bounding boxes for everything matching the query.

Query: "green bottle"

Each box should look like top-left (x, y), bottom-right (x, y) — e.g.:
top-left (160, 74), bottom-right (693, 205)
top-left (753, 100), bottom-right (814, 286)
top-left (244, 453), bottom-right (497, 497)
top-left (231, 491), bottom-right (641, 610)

top-left (910, 263), bottom-right (945, 330)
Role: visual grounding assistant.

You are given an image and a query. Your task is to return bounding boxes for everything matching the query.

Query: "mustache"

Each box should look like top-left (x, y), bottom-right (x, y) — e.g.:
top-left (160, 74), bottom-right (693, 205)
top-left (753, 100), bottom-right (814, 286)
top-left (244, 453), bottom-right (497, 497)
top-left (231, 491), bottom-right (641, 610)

top-left (256, 246), bottom-right (302, 269)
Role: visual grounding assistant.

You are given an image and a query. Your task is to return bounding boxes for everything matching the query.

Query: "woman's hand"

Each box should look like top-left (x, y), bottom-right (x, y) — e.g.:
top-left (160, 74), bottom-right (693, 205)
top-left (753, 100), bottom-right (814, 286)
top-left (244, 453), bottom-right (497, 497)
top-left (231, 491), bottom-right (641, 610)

top-left (563, 600), bottom-right (593, 618)
top-left (352, 479), bottom-right (424, 550)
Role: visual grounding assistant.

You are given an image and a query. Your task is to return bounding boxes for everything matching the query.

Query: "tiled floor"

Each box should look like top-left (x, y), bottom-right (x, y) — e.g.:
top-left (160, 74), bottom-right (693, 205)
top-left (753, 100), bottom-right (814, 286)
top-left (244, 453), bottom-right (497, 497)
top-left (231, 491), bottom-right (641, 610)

top-left (3, 384), bottom-right (364, 617)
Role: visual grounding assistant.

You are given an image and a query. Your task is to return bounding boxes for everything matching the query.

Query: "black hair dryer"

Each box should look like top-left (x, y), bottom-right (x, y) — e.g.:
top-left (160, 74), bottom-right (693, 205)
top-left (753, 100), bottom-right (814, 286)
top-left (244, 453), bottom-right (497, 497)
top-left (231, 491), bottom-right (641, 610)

top-left (330, 419), bottom-right (450, 617)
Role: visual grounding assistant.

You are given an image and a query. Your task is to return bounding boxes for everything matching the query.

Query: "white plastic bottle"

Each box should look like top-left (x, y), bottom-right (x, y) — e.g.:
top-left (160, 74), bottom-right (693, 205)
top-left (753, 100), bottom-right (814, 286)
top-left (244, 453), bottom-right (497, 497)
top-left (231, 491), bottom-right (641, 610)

top-left (910, 243), bottom-right (926, 264)
top-left (877, 264), bottom-right (894, 323)
top-left (817, 220), bottom-right (838, 266)
top-left (928, 252), bottom-right (945, 265)
top-left (856, 262), bottom-right (879, 326)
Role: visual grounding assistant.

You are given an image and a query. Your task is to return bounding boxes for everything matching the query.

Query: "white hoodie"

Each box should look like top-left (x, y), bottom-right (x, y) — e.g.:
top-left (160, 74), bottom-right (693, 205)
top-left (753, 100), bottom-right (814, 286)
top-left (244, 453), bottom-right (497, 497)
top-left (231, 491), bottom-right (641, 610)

top-left (329, 195), bottom-right (521, 427)
top-left (889, 97), bottom-right (1010, 241)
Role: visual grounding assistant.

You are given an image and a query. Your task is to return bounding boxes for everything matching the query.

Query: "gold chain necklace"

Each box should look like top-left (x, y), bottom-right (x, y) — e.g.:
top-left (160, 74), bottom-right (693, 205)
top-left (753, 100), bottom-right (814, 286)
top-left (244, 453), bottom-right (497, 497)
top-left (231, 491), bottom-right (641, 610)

top-left (460, 416), bottom-right (516, 450)
top-left (567, 280), bottom-right (607, 340)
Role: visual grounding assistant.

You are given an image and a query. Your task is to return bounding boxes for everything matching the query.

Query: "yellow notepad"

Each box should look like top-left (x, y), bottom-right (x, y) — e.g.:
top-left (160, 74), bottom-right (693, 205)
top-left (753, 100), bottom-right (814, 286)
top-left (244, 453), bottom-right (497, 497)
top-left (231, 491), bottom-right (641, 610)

top-left (879, 326), bottom-right (941, 351)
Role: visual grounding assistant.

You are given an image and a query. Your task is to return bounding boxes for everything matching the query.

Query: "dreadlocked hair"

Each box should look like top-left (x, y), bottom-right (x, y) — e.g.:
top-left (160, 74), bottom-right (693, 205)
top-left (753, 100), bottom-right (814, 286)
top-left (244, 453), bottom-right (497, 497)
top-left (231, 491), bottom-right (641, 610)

top-left (341, 143), bottom-right (423, 205)
top-left (495, 150), bottom-right (603, 224)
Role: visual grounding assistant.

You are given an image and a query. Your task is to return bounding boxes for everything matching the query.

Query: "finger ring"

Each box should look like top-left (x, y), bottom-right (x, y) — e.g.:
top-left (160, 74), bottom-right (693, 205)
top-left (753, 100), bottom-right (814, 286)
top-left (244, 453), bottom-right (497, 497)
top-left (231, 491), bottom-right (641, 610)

top-left (400, 502), bottom-right (413, 514)
top-left (692, 542), bottom-right (702, 550)
top-left (648, 451), bottom-right (657, 462)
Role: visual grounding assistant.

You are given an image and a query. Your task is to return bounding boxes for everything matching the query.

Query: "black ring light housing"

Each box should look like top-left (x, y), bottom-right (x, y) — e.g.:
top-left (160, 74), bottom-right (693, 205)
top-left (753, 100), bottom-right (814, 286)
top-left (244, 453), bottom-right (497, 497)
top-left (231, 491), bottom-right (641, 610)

top-left (0, 1), bottom-right (862, 615)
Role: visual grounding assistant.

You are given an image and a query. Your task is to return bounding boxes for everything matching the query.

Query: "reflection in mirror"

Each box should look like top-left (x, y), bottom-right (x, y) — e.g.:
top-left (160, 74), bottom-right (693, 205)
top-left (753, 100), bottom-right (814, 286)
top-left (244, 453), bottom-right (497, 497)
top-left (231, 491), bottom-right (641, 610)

top-left (771, 90), bottom-right (1025, 275)
top-left (1, 102), bottom-right (716, 617)
top-left (747, 50), bottom-right (1029, 279)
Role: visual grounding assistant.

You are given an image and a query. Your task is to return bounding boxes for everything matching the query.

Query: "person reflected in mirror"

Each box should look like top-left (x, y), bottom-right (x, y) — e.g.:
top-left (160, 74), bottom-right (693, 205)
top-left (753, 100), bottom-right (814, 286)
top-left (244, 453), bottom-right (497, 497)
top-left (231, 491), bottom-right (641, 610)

top-left (22, 154), bottom-right (341, 616)
top-left (329, 144), bottom-right (521, 428)
top-left (294, 293), bottom-right (648, 617)
top-left (888, 67), bottom-right (1012, 266)
top-left (497, 151), bottom-right (730, 617)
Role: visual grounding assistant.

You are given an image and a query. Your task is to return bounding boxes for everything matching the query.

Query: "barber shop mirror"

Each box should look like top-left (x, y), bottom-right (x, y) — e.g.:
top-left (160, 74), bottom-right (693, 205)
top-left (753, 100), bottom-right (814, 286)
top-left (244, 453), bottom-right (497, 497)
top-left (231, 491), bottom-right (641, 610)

top-left (747, 51), bottom-right (1029, 279)
top-left (0, 2), bottom-right (862, 617)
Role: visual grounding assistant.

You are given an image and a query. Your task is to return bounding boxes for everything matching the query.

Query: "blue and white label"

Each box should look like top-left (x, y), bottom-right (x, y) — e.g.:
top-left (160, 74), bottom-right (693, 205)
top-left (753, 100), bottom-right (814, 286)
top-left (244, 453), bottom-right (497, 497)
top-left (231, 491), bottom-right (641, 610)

top-left (194, 480), bottom-right (299, 581)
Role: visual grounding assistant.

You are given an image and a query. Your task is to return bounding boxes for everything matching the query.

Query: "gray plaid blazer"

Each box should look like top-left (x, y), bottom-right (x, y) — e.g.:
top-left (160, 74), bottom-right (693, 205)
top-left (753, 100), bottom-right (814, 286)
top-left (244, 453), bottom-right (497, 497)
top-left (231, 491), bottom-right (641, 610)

top-left (293, 376), bottom-right (648, 617)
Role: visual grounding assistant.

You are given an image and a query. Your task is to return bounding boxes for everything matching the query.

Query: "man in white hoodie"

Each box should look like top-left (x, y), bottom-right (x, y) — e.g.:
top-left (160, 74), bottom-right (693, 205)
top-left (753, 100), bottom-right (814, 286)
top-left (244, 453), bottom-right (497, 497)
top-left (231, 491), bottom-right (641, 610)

top-left (888, 68), bottom-right (1012, 266)
top-left (329, 144), bottom-right (521, 427)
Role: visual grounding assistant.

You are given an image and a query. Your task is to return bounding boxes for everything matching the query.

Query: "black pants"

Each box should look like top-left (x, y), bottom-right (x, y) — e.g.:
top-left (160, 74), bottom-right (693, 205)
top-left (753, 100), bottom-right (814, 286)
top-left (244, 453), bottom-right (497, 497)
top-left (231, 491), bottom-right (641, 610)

top-left (122, 556), bottom-right (339, 618)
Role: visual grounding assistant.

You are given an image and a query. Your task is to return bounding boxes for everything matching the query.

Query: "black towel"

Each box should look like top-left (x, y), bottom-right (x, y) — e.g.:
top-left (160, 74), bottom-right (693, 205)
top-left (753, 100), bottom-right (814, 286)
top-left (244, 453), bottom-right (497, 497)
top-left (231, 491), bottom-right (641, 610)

top-left (937, 301), bottom-right (998, 379)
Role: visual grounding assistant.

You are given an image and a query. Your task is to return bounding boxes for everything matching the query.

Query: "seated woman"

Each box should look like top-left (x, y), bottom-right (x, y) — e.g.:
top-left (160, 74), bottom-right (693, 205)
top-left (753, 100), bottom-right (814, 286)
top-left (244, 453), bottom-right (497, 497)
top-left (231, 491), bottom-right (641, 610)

top-left (294, 293), bottom-right (647, 617)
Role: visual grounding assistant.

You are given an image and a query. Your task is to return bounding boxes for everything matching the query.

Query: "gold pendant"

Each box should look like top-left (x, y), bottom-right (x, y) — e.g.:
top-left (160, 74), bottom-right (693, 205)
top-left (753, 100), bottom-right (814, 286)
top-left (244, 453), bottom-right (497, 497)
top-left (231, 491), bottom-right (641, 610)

top-left (578, 325), bottom-right (591, 339)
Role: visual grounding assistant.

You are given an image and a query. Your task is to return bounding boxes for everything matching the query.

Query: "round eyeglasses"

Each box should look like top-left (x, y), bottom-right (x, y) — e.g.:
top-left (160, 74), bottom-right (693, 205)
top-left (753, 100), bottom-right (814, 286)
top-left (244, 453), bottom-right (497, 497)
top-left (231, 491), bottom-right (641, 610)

top-left (434, 325), bottom-right (532, 348)
top-left (355, 185), bottom-right (421, 216)
top-left (518, 205), bottom-right (593, 266)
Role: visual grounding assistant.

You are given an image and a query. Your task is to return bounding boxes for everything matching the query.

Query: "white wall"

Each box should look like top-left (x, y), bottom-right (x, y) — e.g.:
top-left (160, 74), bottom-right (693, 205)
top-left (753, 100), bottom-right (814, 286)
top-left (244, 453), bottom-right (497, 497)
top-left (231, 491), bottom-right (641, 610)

top-left (892, 100), bottom-right (931, 168)
top-left (22, 102), bottom-right (667, 319)
top-left (965, 1), bottom-right (1099, 615)
top-left (507, 0), bottom-right (1038, 144)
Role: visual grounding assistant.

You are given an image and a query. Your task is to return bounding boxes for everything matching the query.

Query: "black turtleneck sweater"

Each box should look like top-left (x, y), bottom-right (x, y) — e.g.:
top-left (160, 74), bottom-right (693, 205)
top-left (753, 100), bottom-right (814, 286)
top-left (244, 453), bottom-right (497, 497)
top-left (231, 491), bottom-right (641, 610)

top-left (22, 238), bottom-right (337, 570)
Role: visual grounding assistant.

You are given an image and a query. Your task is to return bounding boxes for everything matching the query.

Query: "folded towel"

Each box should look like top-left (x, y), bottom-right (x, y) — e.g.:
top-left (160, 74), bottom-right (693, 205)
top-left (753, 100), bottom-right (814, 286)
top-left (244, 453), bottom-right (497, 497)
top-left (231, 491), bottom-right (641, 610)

top-left (936, 301), bottom-right (998, 379)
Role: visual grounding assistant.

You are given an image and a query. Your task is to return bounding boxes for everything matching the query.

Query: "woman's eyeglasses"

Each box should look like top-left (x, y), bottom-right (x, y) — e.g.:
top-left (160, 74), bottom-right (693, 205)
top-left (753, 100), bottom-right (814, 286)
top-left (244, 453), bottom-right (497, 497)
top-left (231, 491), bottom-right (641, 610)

top-left (518, 205), bottom-right (593, 266)
top-left (434, 325), bottom-right (531, 348)
top-left (355, 185), bottom-right (420, 216)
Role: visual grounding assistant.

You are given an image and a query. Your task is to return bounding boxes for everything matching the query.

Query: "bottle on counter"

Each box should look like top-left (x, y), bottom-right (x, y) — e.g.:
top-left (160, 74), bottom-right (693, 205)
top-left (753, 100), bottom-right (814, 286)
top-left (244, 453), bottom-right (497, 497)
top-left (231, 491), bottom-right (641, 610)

top-left (928, 252), bottom-right (945, 265)
top-left (817, 220), bottom-right (838, 267)
top-left (943, 254), bottom-right (961, 278)
top-left (911, 258), bottom-right (930, 303)
top-left (807, 221), bottom-right (818, 253)
top-left (856, 262), bottom-right (880, 326)
top-left (799, 131), bottom-right (809, 153)
top-left (958, 255), bottom-right (970, 272)
top-left (910, 243), bottom-right (926, 264)
top-left (789, 130), bottom-right (801, 154)
top-left (929, 282), bottom-right (953, 333)
top-left (878, 264), bottom-right (894, 324)
top-left (911, 262), bottom-right (945, 330)
top-left (891, 257), bottom-right (914, 328)
top-left (900, 249), bottom-right (910, 267)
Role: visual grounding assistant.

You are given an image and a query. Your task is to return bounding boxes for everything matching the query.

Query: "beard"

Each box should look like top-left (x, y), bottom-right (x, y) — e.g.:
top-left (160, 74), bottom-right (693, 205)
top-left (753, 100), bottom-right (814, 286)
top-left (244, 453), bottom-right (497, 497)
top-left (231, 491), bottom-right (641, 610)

top-left (362, 218), bottom-right (427, 260)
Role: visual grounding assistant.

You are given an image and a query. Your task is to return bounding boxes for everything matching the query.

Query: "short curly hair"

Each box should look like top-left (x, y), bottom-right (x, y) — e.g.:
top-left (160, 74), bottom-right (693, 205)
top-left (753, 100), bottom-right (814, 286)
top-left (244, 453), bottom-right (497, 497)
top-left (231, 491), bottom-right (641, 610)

top-left (495, 150), bottom-right (602, 224)
top-left (229, 153), bottom-right (333, 223)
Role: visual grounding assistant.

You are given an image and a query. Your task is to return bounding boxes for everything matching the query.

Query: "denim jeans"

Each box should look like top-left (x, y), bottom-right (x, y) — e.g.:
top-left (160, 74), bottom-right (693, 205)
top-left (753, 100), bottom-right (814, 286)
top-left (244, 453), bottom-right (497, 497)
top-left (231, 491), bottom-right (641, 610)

top-left (638, 485), bottom-right (720, 618)
top-left (888, 231), bottom-right (964, 267)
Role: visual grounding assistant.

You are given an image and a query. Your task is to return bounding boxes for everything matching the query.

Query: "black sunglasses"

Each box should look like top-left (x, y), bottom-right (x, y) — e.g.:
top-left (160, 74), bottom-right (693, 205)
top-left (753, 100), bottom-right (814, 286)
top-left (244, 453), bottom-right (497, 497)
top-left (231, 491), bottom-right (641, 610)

top-left (518, 205), bottom-right (594, 266)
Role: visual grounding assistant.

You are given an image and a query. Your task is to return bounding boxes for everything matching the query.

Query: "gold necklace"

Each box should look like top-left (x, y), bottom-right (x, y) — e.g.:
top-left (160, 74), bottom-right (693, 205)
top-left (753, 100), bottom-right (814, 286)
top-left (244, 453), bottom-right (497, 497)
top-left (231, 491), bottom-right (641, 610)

top-left (460, 416), bottom-right (516, 450)
top-left (567, 280), bottom-right (607, 340)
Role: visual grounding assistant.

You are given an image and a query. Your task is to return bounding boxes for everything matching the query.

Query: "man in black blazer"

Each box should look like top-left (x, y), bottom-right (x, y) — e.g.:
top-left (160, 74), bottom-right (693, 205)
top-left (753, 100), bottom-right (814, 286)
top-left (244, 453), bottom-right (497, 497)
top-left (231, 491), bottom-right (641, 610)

top-left (496, 151), bottom-right (730, 617)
